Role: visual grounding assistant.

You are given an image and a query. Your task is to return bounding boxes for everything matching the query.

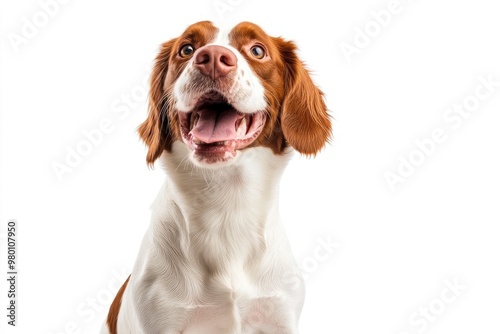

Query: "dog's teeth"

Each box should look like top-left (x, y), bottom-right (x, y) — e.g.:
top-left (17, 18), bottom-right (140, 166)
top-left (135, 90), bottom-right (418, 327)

top-left (245, 115), bottom-right (252, 135)
top-left (190, 113), bottom-right (199, 131)
top-left (194, 139), bottom-right (202, 145)
top-left (236, 117), bottom-right (247, 136)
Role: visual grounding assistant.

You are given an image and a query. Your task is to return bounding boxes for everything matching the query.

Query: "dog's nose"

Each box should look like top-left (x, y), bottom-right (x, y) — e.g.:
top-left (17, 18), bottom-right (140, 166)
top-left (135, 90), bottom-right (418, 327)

top-left (194, 45), bottom-right (237, 79)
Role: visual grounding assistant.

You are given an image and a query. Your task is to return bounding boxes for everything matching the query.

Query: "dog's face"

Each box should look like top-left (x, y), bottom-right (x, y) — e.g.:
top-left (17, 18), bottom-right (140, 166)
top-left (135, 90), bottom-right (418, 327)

top-left (139, 21), bottom-right (331, 167)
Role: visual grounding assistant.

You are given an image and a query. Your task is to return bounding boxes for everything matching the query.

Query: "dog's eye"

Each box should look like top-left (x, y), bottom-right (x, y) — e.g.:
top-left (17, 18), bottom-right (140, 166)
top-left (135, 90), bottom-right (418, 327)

top-left (250, 45), bottom-right (266, 59)
top-left (179, 44), bottom-right (195, 57)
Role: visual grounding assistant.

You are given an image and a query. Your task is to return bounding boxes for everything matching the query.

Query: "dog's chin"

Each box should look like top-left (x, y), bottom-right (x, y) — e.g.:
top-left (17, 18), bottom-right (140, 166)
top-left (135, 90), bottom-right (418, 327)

top-left (178, 92), bottom-right (266, 168)
top-left (187, 147), bottom-right (242, 169)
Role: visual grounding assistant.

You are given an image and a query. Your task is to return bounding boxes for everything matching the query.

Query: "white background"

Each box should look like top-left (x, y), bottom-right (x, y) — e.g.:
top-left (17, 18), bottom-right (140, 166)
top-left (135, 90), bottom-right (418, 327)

top-left (1, 0), bottom-right (500, 333)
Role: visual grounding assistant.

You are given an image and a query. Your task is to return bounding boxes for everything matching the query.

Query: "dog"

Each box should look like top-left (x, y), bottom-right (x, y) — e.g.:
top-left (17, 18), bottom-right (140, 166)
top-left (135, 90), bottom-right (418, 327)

top-left (101, 21), bottom-right (331, 334)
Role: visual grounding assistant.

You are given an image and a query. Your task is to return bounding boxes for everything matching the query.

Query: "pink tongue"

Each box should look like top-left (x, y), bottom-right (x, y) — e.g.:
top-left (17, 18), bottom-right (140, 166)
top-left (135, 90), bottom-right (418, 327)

top-left (190, 108), bottom-right (243, 143)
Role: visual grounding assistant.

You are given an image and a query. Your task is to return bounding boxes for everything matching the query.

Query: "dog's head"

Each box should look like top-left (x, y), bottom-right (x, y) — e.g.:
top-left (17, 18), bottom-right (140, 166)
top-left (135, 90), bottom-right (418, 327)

top-left (139, 21), bottom-right (331, 167)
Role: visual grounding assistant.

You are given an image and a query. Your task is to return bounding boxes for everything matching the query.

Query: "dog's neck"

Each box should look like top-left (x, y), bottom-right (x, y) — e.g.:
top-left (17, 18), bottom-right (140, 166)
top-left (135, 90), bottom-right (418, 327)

top-left (152, 143), bottom-right (294, 274)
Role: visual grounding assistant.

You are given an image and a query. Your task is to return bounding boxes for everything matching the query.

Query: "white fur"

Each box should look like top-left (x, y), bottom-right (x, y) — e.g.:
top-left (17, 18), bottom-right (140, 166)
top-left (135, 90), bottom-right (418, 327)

top-left (101, 25), bottom-right (305, 334)
top-left (106, 145), bottom-right (304, 334)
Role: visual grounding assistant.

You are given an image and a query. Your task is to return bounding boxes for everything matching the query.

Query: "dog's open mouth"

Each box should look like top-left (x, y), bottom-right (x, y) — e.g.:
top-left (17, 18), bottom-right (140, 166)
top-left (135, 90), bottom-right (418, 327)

top-left (179, 91), bottom-right (265, 163)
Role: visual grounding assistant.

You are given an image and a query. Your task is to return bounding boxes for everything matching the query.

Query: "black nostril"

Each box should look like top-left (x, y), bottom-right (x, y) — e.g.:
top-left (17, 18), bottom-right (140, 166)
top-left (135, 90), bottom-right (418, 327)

top-left (197, 53), bottom-right (210, 65)
top-left (219, 55), bottom-right (231, 66)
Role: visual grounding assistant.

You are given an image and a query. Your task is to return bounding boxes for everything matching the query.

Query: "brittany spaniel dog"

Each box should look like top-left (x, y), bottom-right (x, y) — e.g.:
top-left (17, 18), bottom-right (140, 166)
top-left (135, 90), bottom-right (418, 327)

top-left (102, 21), bottom-right (331, 334)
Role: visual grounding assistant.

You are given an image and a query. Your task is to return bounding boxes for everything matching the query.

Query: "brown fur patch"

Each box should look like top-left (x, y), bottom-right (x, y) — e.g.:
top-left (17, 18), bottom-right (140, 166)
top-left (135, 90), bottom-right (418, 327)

top-left (139, 21), bottom-right (331, 165)
top-left (138, 21), bottom-right (219, 166)
top-left (229, 22), bottom-right (331, 156)
top-left (106, 275), bottom-right (130, 334)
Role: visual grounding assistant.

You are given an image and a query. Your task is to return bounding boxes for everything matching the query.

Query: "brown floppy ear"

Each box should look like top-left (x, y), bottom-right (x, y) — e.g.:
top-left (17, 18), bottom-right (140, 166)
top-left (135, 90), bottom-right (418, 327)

top-left (276, 38), bottom-right (332, 155)
top-left (138, 38), bottom-right (177, 166)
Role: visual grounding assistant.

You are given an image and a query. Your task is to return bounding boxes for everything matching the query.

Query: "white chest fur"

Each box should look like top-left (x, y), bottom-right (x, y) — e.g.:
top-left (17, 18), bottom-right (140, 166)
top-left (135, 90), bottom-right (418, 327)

top-left (119, 144), bottom-right (305, 334)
